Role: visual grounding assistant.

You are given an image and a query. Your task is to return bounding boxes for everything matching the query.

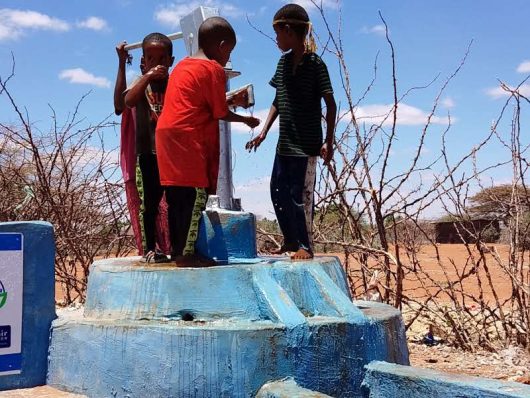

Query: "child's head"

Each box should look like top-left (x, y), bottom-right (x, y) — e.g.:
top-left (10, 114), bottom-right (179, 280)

top-left (198, 17), bottom-right (236, 67)
top-left (273, 4), bottom-right (314, 53)
top-left (141, 32), bottom-right (174, 72)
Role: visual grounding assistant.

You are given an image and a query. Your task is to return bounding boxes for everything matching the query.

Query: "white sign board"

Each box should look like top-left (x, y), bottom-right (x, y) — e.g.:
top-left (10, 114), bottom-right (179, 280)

top-left (0, 233), bottom-right (23, 376)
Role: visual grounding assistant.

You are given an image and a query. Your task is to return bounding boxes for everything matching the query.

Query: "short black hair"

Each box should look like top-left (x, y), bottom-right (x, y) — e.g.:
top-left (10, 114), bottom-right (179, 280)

top-left (273, 3), bottom-right (310, 38)
top-left (198, 17), bottom-right (236, 51)
top-left (142, 32), bottom-right (173, 56)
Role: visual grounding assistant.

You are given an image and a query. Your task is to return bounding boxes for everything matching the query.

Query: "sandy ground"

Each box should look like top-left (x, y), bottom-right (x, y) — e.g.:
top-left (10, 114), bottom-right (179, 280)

top-left (0, 386), bottom-right (85, 397)
top-left (336, 243), bottom-right (524, 303)
top-left (343, 243), bottom-right (530, 383)
top-left (409, 342), bottom-right (530, 383)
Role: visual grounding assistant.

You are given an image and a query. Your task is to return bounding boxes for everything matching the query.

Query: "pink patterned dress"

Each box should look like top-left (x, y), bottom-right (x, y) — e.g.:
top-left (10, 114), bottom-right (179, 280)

top-left (120, 107), bottom-right (170, 255)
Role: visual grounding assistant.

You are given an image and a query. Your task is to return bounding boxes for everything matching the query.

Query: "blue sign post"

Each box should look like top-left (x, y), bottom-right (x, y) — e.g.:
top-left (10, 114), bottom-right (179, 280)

top-left (0, 233), bottom-right (23, 376)
top-left (0, 222), bottom-right (55, 391)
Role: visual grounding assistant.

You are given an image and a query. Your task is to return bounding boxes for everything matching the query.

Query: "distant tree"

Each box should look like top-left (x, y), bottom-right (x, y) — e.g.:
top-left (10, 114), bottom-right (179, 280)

top-left (467, 184), bottom-right (530, 221)
top-left (466, 184), bottom-right (530, 248)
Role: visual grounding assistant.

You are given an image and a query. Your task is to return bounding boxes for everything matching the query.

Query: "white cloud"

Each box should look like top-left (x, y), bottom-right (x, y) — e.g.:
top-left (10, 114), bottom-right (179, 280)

top-left (0, 25), bottom-right (10, 40)
top-left (155, 1), bottom-right (245, 28)
top-left (219, 3), bottom-right (246, 18)
top-left (354, 103), bottom-right (452, 126)
top-left (0, 8), bottom-right (70, 40)
top-left (236, 176), bottom-right (270, 193)
top-left (235, 176), bottom-right (275, 218)
top-left (486, 83), bottom-right (530, 99)
top-left (77, 16), bottom-right (109, 31)
top-left (59, 68), bottom-right (111, 88)
top-left (126, 69), bottom-right (141, 83)
top-left (485, 86), bottom-right (505, 99)
top-left (360, 24), bottom-right (386, 36)
top-left (229, 108), bottom-right (278, 134)
top-left (516, 60), bottom-right (530, 74)
top-left (441, 97), bottom-right (455, 109)
top-left (290, 0), bottom-right (340, 11)
top-left (155, 3), bottom-right (198, 27)
top-left (75, 147), bottom-right (120, 168)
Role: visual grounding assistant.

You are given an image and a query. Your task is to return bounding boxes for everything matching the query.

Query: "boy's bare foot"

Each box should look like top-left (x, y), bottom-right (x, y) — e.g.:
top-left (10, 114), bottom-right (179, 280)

top-left (290, 248), bottom-right (313, 260)
top-left (173, 254), bottom-right (216, 268)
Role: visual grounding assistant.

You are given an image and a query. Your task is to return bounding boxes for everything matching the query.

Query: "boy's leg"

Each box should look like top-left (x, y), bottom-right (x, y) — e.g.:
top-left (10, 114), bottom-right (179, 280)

top-left (270, 154), bottom-right (298, 253)
top-left (182, 188), bottom-right (207, 256)
top-left (302, 156), bottom-right (317, 250)
top-left (166, 187), bottom-right (208, 261)
top-left (166, 186), bottom-right (193, 257)
top-left (135, 159), bottom-right (147, 253)
top-left (138, 153), bottom-right (166, 260)
top-left (287, 156), bottom-right (313, 259)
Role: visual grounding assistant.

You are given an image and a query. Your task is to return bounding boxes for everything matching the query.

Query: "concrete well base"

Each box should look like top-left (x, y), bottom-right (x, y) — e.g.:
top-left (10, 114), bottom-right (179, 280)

top-left (47, 257), bottom-right (408, 397)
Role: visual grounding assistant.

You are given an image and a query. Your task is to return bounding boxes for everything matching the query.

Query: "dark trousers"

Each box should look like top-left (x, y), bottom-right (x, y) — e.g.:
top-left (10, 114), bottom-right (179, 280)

top-left (138, 153), bottom-right (164, 253)
top-left (166, 187), bottom-right (207, 257)
top-left (270, 154), bottom-right (312, 251)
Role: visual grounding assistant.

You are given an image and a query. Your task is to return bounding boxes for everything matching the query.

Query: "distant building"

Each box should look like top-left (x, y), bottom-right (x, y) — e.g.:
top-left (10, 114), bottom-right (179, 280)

top-left (434, 219), bottom-right (500, 244)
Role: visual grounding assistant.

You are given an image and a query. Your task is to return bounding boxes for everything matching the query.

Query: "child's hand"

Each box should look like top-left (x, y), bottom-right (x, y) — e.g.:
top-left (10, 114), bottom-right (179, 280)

top-left (245, 116), bottom-right (260, 129)
top-left (116, 42), bottom-right (130, 64)
top-left (146, 65), bottom-right (168, 81)
top-left (320, 141), bottom-right (334, 165)
top-left (245, 132), bottom-right (267, 152)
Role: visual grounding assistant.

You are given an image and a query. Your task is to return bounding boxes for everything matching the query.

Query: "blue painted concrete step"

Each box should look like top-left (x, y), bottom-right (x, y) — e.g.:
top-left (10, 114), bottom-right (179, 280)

top-left (83, 256), bottom-right (357, 323)
top-left (48, 257), bottom-right (409, 397)
top-left (362, 361), bottom-right (530, 398)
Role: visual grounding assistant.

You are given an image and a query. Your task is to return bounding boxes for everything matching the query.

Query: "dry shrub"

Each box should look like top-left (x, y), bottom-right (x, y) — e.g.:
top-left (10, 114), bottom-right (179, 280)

top-left (1, 59), bottom-right (135, 304)
top-left (257, 2), bottom-right (529, 351)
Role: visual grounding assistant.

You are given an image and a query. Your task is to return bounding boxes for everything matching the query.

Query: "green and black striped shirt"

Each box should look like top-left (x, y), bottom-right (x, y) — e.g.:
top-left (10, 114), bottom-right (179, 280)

top-left (270, 52), bottom-right (333, 156)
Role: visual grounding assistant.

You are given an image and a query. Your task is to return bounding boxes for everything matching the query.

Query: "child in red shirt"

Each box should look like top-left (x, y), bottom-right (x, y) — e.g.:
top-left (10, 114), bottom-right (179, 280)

top-left (156, 17), bottom-right (259, 266)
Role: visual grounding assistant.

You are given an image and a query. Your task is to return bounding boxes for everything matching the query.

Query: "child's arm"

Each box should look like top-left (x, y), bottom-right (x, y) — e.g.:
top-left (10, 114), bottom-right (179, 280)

top-left (245, 102), bottom-right (278, 152)
top-left (114, 42), bottom-right (129, 115)
top-left (124, 65), bottom-right (168, 108)
top-left (221, 111), bottom-right (260, 128)
top-left (320, 92), bottom-right (337, 165)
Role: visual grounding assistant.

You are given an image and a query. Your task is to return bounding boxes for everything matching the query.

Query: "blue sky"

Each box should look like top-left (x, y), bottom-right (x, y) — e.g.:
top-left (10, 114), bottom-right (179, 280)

top-left (1, 1), bottom-right (529, 218)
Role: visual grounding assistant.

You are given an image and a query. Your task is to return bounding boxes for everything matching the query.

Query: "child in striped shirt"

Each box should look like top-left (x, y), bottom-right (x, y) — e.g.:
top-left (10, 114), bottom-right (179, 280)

top-left (246, 3), bottom-right (336, 260)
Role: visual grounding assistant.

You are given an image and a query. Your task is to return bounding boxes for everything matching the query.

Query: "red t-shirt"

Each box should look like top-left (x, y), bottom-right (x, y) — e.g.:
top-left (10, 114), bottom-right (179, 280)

top-left (156, 58), bottom-right (228, 193)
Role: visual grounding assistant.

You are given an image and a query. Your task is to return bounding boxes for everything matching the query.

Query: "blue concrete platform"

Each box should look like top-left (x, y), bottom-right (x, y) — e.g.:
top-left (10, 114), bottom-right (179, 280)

top-left (47, 257), bottom-right (408, 397)
top-left (361, 361), bottom-right (530, 398)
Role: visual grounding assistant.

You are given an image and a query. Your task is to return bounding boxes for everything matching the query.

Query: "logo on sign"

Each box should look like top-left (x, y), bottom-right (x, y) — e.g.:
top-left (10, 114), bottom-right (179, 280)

top-left (0, 280), bottom-right (6, 309)
top-left (0, 326), bottom-right (10, 348)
